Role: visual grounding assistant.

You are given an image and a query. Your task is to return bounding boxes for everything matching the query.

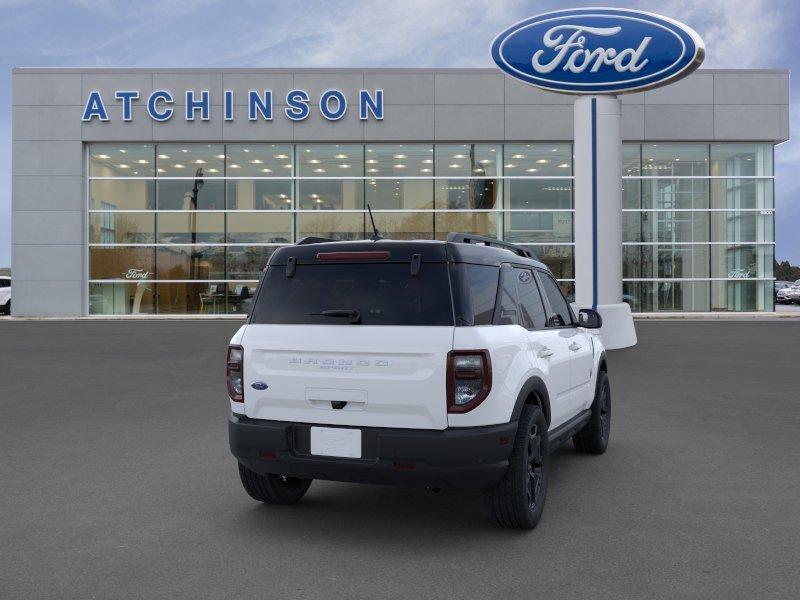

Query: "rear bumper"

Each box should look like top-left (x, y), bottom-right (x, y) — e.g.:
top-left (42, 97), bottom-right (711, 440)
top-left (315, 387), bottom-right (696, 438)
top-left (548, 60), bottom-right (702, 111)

top-left (229, 414), bottom-right (517, 491)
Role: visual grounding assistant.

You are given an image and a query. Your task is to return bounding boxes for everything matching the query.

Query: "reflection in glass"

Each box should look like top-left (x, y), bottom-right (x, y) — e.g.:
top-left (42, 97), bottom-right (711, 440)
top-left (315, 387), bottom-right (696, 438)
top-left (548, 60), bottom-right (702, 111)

top-left (503, 144), bottom-right (571, 177)
top-left (297, 212), bottom-right (364, 240)
top-left (90, 144), bottom-right (154, 177)
top-left (227, 247), bottom-right (275, 279)
top-left (90, 180), bottom-right (155, 210)
top-left (435, 179), bottom-right (499, 209)
top-left (527, 245), bottom-right (574, 279)
top-left (226, 213), bottom-right (292, 244)
top-left (710, 143), bottom-right (772, 177)
top-left (225, 144), bottom-right (293, 177)
top-left (435, 144), bottom-right (502, 177)
top-left (710, 244), bottom-right (773, 279)
top-left (365, 144), bottom-right (433, 176)
top-left (225, 281), bottom-right (260, 315)
top-left (433, 212), bottom-right (499, 240)
top-left (639, 210), bottom-right (709, 243)
top-left (505, 212), bottom-right (572, 243)
top-left (158, 179), bottom-right (224, 210)
top-left (711, 210), bottom-right (774, 244)
top-left (711, 280), bottom-right (773, 312)
top-left (157, 282), bottom-right (226, 315)
top-left (227, 180), bottom-right (292, 210)
top-left (711, 179), bottom-right (773, 210)
top-left (641, 178), bottom-right (708, 210)
top-left (90, 212), bottom-right (154, 244)
top-left (90, 246), bottom-right (155, 280)
top-left (370, 212), bottom-right (434, 240)
top-left (89, 282), bottom-right (155, 315)
top-left (623, 244), bottom-right (709, 279)
top-left (623, 281), bottom-right (710, 312)
top-left (641, 143), bottom-right (708, 176)
top-left (622, 179), bottom-right (640, 210)
top-left (366, 178), bottom-right (433, 210)
top-left (297, 179), bottom-right (363, 210)
top-left (156, 144), bottom-right (224, 177)
top-left (622, 144), bottom-right (641, 176)
top-left (156, 246), bottom-right (224, 280)
top-left (505, 179), bottom-right (572, 210)
top-left (157, 212), bottom-right (224, 244)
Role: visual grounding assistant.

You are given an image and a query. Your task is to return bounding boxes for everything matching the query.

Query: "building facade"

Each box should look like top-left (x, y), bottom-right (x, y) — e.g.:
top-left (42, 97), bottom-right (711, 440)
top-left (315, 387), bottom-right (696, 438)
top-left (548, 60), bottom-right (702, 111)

top-left (11, 68), bottom-right (789, 316)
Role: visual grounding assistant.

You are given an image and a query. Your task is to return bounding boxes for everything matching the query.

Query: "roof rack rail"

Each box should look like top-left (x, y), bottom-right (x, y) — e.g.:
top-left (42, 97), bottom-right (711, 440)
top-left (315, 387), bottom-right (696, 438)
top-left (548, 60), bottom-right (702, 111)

top-left (297, 236), bottom-right (336, 245)
top-left (446, 232), bottom-right (538, 260)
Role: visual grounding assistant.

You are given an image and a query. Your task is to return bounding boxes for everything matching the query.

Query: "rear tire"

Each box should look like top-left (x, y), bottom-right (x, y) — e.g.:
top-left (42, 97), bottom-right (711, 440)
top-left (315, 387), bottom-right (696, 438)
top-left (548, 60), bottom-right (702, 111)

top-left (238, 463), bottom-right (312, 505)
top-left (485, 405), bottom-right (549, 530)
top-left (573, 371), bottom-right (611, 455)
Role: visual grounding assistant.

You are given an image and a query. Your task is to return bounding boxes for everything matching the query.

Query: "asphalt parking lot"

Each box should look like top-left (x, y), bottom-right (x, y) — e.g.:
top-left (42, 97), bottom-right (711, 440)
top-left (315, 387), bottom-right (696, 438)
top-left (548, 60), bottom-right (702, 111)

top-left (1, 320), bottom-right (798, 599)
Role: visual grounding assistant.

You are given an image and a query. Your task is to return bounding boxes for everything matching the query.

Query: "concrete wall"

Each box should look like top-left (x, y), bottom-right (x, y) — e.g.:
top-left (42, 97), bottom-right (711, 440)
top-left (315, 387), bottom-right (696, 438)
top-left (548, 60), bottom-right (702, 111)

top-left (11, 68), bottom-right (791, 316)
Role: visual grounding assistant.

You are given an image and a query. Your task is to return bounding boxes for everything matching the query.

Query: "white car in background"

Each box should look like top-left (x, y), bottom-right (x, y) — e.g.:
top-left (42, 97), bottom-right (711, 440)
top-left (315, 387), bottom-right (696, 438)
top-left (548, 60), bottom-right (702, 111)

top-left (783, 280), bottom-right (800, 304)
top-left (0, 276), bottom-right (10, 314)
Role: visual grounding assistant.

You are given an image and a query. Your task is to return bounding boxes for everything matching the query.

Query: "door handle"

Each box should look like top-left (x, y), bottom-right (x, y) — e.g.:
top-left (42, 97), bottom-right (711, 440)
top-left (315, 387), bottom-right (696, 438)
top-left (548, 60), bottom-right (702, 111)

top-left (538, 347), bottom-right (554, 358)
top-left (569, 342), bottom-right (582, 352)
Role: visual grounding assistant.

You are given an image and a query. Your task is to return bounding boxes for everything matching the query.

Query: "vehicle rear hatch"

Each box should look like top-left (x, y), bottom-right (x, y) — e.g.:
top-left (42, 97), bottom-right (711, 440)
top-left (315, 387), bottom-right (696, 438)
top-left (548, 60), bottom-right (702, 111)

top-left (241, 241), bottom-right (454, 430)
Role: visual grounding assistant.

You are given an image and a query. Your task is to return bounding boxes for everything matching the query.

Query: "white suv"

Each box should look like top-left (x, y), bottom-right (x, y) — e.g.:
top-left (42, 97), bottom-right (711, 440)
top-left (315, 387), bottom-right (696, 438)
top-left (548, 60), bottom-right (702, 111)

top-left (0, 276), bottom-right (10, 315)
top-left (228, 234), bottom-right (610, 529)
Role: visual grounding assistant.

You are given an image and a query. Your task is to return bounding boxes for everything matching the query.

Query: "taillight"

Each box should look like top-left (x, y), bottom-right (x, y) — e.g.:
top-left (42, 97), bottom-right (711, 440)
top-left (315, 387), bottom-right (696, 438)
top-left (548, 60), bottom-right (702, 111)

top-left (447, 350), bottom-right (491, 413)
top-left (227, 345), bottom-right (244, 402)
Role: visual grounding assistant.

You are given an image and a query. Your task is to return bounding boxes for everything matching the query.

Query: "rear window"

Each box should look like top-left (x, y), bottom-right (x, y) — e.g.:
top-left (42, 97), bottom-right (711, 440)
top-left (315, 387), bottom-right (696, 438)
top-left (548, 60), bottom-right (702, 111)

top-left (450, 264), bottom-right (499, 326)
top-left (251, 262), bottom-right (454, 326)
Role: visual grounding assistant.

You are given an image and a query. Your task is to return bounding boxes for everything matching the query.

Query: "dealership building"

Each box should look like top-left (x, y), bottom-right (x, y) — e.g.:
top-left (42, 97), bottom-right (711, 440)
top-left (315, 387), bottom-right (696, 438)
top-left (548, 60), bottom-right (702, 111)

top-left (10, 67), bottom-right (789, 316)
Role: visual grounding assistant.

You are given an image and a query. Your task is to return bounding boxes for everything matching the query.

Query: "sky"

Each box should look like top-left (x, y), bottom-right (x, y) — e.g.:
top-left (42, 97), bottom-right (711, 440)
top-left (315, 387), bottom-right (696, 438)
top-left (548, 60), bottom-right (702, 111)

top-left (1, 0), bottom-right (799, 268)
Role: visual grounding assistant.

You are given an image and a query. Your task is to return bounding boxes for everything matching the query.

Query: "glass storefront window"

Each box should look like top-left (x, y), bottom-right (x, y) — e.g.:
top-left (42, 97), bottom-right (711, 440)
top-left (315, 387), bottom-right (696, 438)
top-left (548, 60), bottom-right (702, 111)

top-left (156, 212), bottom-right (224, 244)
top-left (710, 210), bottom-right (774, 244)
top-left (90, 212), bottom-right (154, 244)
top-left (435, 179), bottom-right (499, 210)
top-left (639, 210), bottom-right (709, 244)
top-left (526, 245), bottom-right (574, 280)
top-left (227, 179), bottom-right (292, 210)
top-left (296, 144), bottom-right (364, 177)
top-left (370, 212), bottom-right (434, 240)
top-left (90, 144), bottom-right (155, 178)
top-left (225, 144), bottom-right (293, 177)
top-left (90, 246), bottom-right (155, 280)
top-left (226, 213), bottom-right (292, 244)
top-left (224, 281), bottom-right (260, 315)
top-left (711, 178), bottom-right (774, 210)
top-left (710, 143), bottom-right (773, 177)
top-left (157, 178), bottom-right (224, 211)
top-left (641, 178), bottom-right (708, 210)
top-left (155, 246), bottom-right (224, 280)
top-left (641, 143), bottom-right (708, 176)
top-left (89, 282), bottom-right (155, 315)
top-left (90, 179), bottom-right (155, 210)
top-left (297, 211), bottom-right (364, 240)
top-left (622, 144), bottom-right (641, 177)
top-left (710, 244), bottom-right (773, 279)
top-left (436, 144), bottom-right (502, 177)
top-left (226, 247), bottom-right (275, 279)
top-left (365, 144), bottom-right (433, 176)
top-left (366, 178), bottom-right (434, 210)
top-left (505, 179), bottom-right (572, 210)
top-left (503, 144), bottom-right (571, 177)
top-left (623, 281), bottom-right (711, 312)
top-left (623, 245), bottom-right (710, 279)
top-left (504, 212), bottom-right (573, 243)
top-left (432, 212), bottom-right (499, 240)
top-left (711, 280), bottom-right (773, 312)
top-left (297, 179), bottom-right (363, 210)
top-left (622, 179), bottom-right (640, 210)
top-left (156, 144), bottom-right (225, 177)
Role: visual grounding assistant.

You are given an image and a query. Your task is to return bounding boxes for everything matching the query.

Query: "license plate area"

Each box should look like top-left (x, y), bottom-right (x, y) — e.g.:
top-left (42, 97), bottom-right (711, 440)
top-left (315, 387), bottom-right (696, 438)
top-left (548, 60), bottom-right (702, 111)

top-left (310, 426), bottom-right (362, 458)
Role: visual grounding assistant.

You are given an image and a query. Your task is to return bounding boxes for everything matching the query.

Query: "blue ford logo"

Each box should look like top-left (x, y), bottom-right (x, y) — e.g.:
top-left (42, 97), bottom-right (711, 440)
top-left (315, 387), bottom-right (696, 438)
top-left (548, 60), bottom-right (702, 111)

top-left (491, 8), bottom-right (704, 94)
top-left (251, 381), bottom-right (268, 391)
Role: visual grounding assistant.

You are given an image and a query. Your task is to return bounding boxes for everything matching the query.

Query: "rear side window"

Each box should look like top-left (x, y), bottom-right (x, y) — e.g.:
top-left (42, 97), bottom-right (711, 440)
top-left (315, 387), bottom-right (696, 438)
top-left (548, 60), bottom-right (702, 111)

top-left (451, 264), bottom-right (499, 326)
top-left (251, 263), bottom-right (454, 326)
top-left (514, 268), bottom-right (547, 329)
top-left (539, 272), bottom-right (574, 326)
top-left (494, 264), bottom-right (520, 326)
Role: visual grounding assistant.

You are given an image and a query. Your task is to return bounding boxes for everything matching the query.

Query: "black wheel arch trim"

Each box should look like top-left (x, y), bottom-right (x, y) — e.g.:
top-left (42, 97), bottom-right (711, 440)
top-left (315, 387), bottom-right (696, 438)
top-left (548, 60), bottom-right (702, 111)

top-left (511, 377), bottom-right (552, 426)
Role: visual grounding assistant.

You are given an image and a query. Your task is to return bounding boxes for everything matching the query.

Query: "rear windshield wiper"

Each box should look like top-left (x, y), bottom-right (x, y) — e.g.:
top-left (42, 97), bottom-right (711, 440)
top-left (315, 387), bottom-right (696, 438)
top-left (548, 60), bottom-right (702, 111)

top-left (310, 309), bottom-right (362, 324)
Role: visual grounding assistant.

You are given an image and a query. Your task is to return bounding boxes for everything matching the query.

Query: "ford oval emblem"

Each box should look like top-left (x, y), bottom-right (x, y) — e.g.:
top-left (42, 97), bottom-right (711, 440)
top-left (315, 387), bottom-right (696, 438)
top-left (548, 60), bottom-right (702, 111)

top-left (251, 381), bottom-right (268, 391)
top-left (491, 8), bottom-right (704, 95)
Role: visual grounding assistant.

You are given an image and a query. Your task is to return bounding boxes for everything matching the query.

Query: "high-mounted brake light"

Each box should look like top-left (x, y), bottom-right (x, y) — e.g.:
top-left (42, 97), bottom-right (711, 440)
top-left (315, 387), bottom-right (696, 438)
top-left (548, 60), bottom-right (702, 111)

top-left (316, 251), bottom-right (390, 261)
top-left (446, 350), bottom-right (492, 413)
top-left (227, 345), bottom-right (244, 402)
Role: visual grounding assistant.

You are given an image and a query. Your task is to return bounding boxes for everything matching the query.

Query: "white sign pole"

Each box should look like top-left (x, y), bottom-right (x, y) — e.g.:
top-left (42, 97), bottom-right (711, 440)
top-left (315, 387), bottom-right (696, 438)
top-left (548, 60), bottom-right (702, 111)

top-left (573, 95), bottom-right (637, 349)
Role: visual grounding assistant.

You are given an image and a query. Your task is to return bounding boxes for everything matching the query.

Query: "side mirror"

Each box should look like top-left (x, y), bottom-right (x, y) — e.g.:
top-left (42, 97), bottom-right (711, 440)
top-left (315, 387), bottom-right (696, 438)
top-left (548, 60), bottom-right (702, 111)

top-left (577, 308), bottom-right (603, 329)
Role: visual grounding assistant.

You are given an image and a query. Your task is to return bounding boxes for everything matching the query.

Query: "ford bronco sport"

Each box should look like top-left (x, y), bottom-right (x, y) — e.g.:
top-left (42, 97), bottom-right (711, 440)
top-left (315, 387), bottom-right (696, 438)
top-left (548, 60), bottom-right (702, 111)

top-left (228, 233), bottom-right (610, 529)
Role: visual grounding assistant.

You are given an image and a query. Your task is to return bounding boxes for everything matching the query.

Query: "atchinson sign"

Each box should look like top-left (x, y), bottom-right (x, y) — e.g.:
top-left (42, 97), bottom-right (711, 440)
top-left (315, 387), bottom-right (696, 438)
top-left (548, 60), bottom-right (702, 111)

top-left (491, 7), bottom-right (704, 94)
top-left (82, 89), bottom-right (384, 122)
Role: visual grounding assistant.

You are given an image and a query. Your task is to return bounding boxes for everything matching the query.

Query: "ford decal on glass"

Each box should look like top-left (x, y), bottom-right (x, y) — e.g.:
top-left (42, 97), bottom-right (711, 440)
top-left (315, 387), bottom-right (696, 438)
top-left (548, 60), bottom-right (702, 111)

top-left (491, 7), bottom-right (705, 94)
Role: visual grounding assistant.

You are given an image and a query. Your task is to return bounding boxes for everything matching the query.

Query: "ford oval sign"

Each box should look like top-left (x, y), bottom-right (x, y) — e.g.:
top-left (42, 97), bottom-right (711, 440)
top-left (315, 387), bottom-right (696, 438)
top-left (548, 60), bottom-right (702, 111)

top-left (491, 8), bottom-right (704, 94)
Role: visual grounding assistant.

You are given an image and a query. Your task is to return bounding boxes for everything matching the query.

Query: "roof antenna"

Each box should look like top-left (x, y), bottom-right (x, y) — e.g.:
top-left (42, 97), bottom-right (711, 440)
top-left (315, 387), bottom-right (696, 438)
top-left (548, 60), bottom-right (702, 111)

top-left (367, 204), bottom-right (383, 241)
